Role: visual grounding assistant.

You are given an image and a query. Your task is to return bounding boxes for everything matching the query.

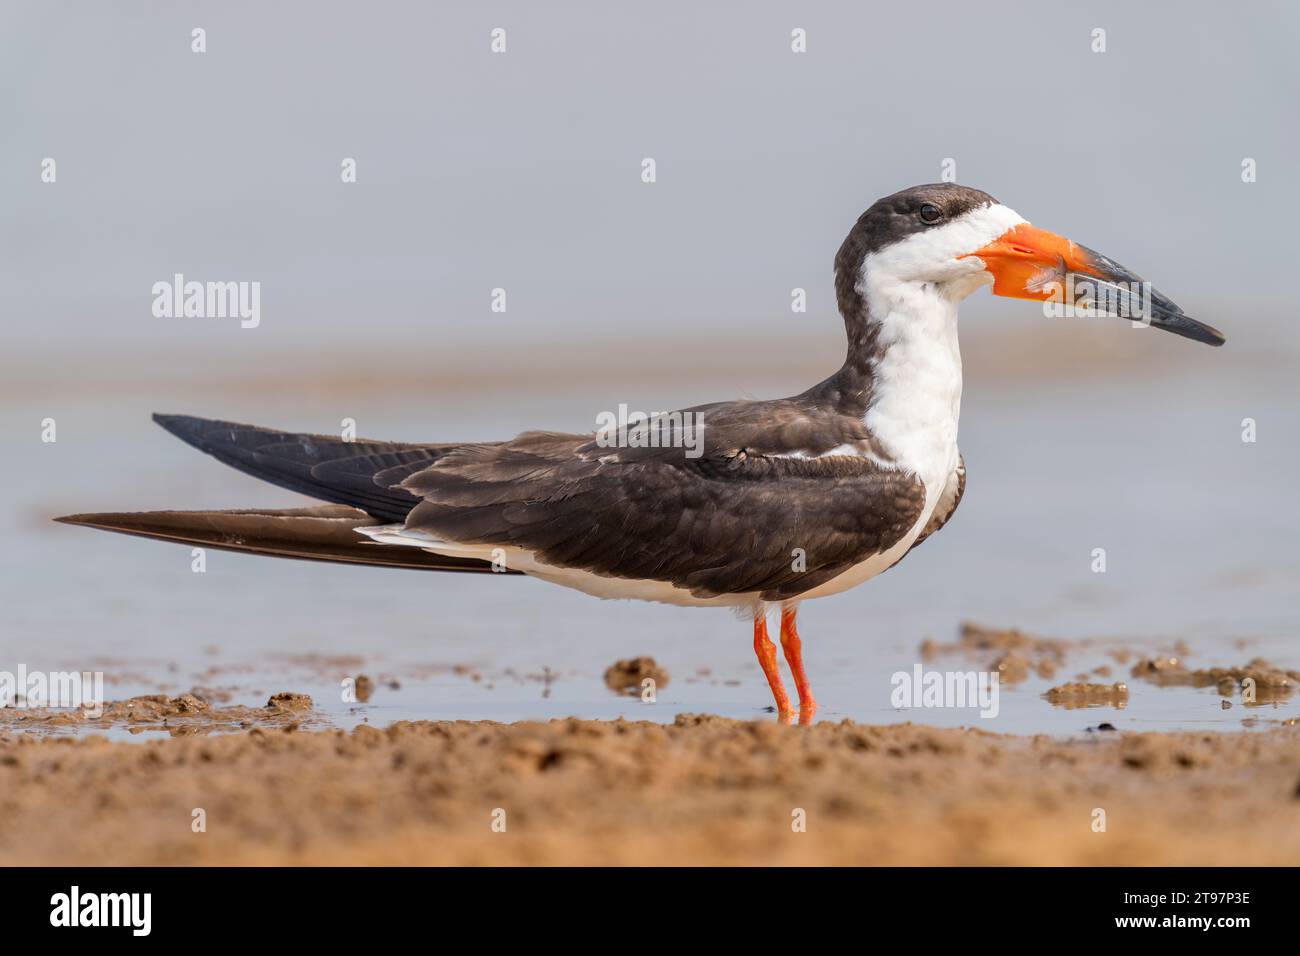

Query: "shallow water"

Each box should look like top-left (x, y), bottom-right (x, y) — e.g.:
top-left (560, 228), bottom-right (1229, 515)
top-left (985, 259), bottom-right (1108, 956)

top-left (3, 360), bottom-right (1297, 740)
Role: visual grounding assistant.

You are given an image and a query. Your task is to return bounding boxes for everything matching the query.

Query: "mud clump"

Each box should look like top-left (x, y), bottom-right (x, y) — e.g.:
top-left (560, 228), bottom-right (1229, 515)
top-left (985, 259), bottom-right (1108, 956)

top-left (1129, 658), bottom-right (1298, 703)
top-left (0, 691), bottom-right (320, 737)
top-left (604, 658), bottom-right (670, 696)
top-left (267, 692), bottom-right (313, 712)
top-left (922, 622), bottom-right (1067, 684)
top-left (992, 654), bottom-right (1034, 683)
top-left (352, 675), bottom-right (375, 702)
top-left (116, 694), bottom-right (214, 719)
top-left (1044, 682), bottom-right (1129, 709)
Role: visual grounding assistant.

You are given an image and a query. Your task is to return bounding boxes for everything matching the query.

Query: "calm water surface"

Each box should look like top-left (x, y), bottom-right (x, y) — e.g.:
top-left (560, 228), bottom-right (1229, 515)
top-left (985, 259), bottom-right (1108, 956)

top-left (3, 365), bottom-right (1296, 740)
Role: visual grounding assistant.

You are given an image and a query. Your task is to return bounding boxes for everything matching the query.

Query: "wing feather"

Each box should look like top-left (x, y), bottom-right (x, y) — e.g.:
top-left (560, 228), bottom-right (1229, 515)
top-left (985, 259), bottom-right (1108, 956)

top-left (401, 426), bottom-right (926, 600)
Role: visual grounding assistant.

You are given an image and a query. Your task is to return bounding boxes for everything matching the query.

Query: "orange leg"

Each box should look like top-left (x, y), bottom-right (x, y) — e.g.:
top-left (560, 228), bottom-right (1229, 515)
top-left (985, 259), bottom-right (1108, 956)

top-left (753, 613), bottom-right (793, 721)
top-left (780, 606), bottom-right (817, 724)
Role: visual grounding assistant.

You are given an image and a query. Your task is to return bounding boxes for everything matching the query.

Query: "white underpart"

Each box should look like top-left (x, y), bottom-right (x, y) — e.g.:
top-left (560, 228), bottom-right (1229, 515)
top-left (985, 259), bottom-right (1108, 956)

top-left (357, 525), bottom-right (746, 607)
top-left (360, 203), bottom-right (1026, 609)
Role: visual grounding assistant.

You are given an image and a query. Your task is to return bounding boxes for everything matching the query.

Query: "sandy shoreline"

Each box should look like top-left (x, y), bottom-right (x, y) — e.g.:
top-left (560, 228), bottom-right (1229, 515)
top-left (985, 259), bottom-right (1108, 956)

top-left (2, 715), bottom-right (1297, 866)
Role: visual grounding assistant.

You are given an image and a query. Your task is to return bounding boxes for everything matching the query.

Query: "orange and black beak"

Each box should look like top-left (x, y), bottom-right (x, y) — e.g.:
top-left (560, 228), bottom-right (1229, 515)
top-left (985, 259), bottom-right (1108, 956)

top-left (962, 223), bottom-right (1225, 346)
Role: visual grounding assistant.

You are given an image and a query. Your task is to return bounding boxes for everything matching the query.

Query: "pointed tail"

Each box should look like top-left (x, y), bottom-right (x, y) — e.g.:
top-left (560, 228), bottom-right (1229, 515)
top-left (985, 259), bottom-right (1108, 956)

top-left (53, 505), bottom-right (515, 574)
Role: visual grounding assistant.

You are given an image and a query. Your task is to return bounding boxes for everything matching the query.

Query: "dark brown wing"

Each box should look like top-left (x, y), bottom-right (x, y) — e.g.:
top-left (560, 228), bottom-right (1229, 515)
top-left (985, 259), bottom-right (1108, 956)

top-left (149, 414), bottom-right (458, 522)
top-left (127, 411), bottom-right (926, 599)
top-left (399, 423), bottom-right (926, 601)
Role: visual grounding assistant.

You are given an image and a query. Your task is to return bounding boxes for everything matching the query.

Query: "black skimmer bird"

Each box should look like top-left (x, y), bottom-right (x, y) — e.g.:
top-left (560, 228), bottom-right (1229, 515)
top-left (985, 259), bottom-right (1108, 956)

top-left (57, 184), bottom-right (1224, 723)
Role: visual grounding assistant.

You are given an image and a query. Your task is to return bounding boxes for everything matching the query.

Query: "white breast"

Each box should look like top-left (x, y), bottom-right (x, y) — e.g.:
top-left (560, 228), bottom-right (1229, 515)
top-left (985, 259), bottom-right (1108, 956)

top-left (791, 214), bottom-right (998, 599)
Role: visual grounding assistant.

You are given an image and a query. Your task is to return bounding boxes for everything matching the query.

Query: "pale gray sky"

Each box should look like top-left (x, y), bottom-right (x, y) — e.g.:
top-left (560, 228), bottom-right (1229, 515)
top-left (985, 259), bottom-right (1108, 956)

top-left (3, 0), bottom-right (1297, 364)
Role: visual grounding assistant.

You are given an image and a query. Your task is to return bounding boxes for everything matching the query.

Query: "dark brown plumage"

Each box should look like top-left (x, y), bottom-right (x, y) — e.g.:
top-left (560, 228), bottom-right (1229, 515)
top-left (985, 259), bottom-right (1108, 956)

top-left (63, 186), bottom-right (998, 602)
top-left (137, 409), bottom-right (928, 601)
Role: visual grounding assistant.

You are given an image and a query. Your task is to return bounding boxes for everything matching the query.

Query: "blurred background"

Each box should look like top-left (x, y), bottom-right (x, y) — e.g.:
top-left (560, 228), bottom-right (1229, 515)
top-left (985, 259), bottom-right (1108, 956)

top-left (2, 0), bottom-right (1297, 734)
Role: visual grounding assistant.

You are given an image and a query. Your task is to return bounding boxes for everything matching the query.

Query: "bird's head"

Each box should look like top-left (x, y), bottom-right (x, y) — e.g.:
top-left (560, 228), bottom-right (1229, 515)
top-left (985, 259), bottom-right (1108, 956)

top-left (835, 183), bottom-right (1224, 346)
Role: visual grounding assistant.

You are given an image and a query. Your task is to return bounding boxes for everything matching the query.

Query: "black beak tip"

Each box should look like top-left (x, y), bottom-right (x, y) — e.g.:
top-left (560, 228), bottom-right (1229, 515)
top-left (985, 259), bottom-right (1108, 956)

top-left (1153, 312), bottom-right (1226, 347)
top-left (1190, 321), bottom-right (1227, 347)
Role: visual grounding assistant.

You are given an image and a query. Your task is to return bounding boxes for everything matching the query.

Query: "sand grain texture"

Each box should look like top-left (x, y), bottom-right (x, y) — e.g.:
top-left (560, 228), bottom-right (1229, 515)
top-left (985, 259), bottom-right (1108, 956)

top-left (1, 717), bottom-right (1297, 866)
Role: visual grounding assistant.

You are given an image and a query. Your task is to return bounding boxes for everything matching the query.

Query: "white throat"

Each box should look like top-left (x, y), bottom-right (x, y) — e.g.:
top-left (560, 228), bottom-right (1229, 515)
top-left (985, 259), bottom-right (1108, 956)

top-left (852, 201), bottom-right (1026, 502)
top-left (858, 274), bottom-right (964, 500)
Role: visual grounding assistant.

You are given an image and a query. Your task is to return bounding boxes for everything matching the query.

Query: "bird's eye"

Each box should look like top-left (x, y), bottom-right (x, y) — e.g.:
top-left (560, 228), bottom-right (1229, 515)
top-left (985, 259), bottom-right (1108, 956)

top-left (919, 203), bottom-right (944, 224)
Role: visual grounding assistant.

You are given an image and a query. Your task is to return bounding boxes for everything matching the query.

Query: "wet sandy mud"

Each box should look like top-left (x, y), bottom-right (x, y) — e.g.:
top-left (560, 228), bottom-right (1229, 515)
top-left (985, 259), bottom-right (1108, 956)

top-left (1043, 682), bottom-right (1130, 709)
top-left (3, 621), bottom-right (1298, 865)
top-left (1, 714), bottom-right (1298, 865)
top-left (0, 692), bottom-right (320, 737)
top-left (921, 622), bottom-right (1068, 684)
top-left (1129, 656), bottom-right (1298, 703)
